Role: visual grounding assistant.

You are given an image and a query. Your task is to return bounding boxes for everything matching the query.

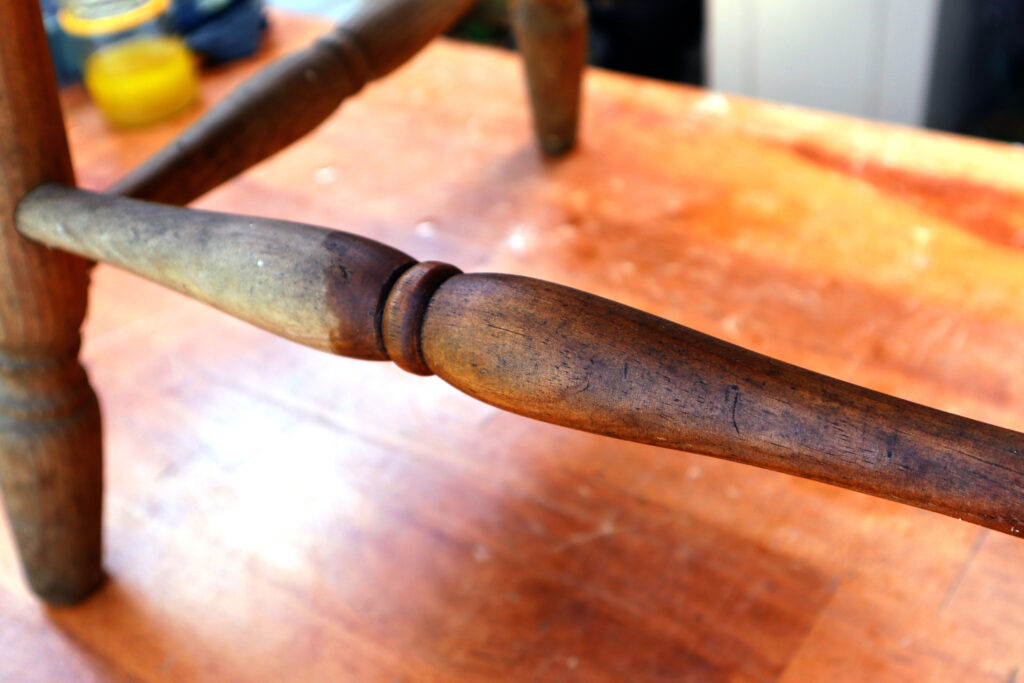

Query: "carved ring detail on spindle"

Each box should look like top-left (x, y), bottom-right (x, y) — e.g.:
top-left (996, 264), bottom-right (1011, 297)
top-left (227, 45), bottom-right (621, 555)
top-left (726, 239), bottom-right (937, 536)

top-left (382, 261), bottom-right (462, 375)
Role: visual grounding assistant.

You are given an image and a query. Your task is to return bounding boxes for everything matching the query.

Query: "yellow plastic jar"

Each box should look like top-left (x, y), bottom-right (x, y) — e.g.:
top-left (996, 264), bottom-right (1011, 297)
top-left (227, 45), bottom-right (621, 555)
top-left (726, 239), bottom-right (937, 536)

top-left (59, 0), bottom-right (198, 127)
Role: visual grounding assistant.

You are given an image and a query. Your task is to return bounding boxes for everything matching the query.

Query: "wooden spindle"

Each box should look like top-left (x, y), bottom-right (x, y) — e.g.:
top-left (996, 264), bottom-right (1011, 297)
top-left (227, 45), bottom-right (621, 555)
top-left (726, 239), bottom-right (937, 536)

top-left (510, 0), bottom-right (588, 155)
top-left (420, 274), bottom-right (1024, 535)
top-left (0, 5), bottom-right (103, 604)
top-left (112, 0), bottom-right (476, 206)
top-left (18, 186), bottom-right (415, 359)
top-left (17, 186), bottom-right (1024, 537)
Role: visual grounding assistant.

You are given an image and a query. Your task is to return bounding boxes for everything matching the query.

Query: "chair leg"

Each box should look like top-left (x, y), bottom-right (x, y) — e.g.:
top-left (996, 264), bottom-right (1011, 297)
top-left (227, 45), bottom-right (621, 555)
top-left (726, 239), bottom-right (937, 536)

top-left (0, 3), bottom-right (103, 604)
top-left (510, 0), bottom-right (588, 156)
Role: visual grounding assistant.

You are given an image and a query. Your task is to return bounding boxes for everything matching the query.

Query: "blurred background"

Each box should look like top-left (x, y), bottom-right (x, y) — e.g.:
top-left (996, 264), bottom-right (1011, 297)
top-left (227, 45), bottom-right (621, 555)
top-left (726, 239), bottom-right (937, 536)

top-left (43, 0), bottom-right (1024, 142)
top-left (444, 0), bottom-right (1024, 143)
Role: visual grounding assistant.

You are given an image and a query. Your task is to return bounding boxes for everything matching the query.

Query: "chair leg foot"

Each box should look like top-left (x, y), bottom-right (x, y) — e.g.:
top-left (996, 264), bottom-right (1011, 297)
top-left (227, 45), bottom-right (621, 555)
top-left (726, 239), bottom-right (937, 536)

top-left (510, 0), bottom-right (588, 156)
top-left (0, 354), bottom-right (103, 605)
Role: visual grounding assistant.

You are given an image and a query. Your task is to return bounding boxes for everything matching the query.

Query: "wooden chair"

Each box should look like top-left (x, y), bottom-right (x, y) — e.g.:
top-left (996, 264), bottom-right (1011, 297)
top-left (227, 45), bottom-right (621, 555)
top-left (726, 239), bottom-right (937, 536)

top-left (2, 0), bottom-right (1022, 607)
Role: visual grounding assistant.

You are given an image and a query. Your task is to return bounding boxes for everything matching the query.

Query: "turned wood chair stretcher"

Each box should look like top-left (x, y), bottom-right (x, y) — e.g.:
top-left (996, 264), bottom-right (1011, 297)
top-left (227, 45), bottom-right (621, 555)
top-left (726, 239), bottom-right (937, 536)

top-left (1, 0), bottom-right (1022, 606)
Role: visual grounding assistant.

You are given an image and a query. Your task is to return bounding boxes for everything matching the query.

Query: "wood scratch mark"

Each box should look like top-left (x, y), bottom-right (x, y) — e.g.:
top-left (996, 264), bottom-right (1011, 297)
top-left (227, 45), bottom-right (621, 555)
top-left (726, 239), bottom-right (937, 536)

top-left (556, 518), bottom-right (618, 551)
top-left (940, 528), bottom-right (988, 610)
top-left (485, 322), bottom-right (527, 338)
top-left (729, 386), bottom-right (741, 436)
top-left (567, 378), bottom-right (591, 395)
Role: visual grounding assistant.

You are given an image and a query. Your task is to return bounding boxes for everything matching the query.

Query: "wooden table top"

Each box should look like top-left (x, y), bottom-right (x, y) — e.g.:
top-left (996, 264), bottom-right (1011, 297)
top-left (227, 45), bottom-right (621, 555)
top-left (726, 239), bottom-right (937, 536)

top-left (3, 10), bottom-right (1024, 682)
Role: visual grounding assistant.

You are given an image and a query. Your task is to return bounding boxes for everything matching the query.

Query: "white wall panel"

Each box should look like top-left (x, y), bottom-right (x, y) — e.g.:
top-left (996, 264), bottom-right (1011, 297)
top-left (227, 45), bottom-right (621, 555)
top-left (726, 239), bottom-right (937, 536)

top-left (708, 0), bottom-right (942, 126)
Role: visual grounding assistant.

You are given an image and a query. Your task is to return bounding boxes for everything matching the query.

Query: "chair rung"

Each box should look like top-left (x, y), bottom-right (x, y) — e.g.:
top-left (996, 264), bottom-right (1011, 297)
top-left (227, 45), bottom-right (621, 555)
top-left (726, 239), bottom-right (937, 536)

top-left (17, 183), bottom-right (1024, 539)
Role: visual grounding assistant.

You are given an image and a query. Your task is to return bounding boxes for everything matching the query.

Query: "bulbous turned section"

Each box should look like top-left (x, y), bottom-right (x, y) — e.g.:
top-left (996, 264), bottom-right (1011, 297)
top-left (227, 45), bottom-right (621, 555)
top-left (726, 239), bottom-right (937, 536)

top-left (17, 187), bottom-right (1024, 539)
top-left (0, 350), bottom-right (104, 604)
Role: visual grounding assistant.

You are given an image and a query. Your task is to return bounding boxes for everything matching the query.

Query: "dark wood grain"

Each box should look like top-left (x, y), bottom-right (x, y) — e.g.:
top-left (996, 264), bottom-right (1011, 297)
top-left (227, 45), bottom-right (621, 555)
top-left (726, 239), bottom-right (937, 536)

top-left (17, 185), bottom-right (1024, 536)
top-left (0, 2), bottom-right (103, 604)
top-left (510, 0), bottom-right (587, 155)
top-left (111, 0), bottom-right (475, 205)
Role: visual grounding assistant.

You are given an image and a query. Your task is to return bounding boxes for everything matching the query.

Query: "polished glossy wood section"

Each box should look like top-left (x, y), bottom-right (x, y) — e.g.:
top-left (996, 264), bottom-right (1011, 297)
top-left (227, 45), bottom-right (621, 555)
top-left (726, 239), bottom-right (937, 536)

top-left (3, 11), bottom-right (1024, 681)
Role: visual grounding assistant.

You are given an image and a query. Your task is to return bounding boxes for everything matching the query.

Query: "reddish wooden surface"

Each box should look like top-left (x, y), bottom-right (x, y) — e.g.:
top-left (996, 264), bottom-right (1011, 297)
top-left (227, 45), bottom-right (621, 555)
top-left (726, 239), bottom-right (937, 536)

top-left (3, 10), bottom-right (1024, 681)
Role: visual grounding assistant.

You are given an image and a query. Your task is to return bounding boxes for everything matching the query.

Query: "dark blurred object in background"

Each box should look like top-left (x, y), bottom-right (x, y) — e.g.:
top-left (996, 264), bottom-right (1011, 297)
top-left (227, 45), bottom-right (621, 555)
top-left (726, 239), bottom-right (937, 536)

top-left (40, 0), bottom-right (82, 86)
top-left (448, 0), bottom-right (510, 45)
top-left (929, 0), bottom-right (1024, 143)
top-left (587, 0), bottom-right (702, 85)
top-left (449, 0), bottom-right (704, 85)
top-left (171, 0), bottom-right (268, 65)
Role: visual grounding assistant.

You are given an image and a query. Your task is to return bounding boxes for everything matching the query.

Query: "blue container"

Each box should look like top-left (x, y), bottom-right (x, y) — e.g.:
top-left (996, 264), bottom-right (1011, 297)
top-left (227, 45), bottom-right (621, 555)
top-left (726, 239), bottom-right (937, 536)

top-left (171, 0), bottom-right (266, 65)
top-left (40, 0), bottom-right (84, 85)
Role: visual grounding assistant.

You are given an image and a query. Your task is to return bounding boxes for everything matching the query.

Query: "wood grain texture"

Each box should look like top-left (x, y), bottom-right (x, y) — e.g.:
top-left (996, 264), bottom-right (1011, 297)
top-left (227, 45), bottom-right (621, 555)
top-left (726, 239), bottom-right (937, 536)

top-left (18, 185), bottom-right (414, 360)
top-left (422, 273), bottom-right (1024, 535)
top-left (111, 0), bottom-right (475, 205)
top-left (0, 2), bottom-right (103, 604)
top-left (17, 185), bottom-right (1024, 534)
top-left (510, 0), bottom-right (587, 155)
top-left (4, 11), bottom-right (1024, 681)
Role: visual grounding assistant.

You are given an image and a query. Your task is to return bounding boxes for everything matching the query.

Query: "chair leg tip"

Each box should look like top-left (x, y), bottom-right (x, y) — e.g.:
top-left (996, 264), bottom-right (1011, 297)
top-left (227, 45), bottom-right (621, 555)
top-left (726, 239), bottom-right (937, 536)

top-left (26, 567), bottom-right (106, 606)
top-left (540, 133), bottom-right (577, 156)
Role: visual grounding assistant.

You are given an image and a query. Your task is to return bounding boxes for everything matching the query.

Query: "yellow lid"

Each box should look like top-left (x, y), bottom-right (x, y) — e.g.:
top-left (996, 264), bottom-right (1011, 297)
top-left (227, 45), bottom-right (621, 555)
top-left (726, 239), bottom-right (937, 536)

top-left (58, 0), bottom-right (171, 37)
